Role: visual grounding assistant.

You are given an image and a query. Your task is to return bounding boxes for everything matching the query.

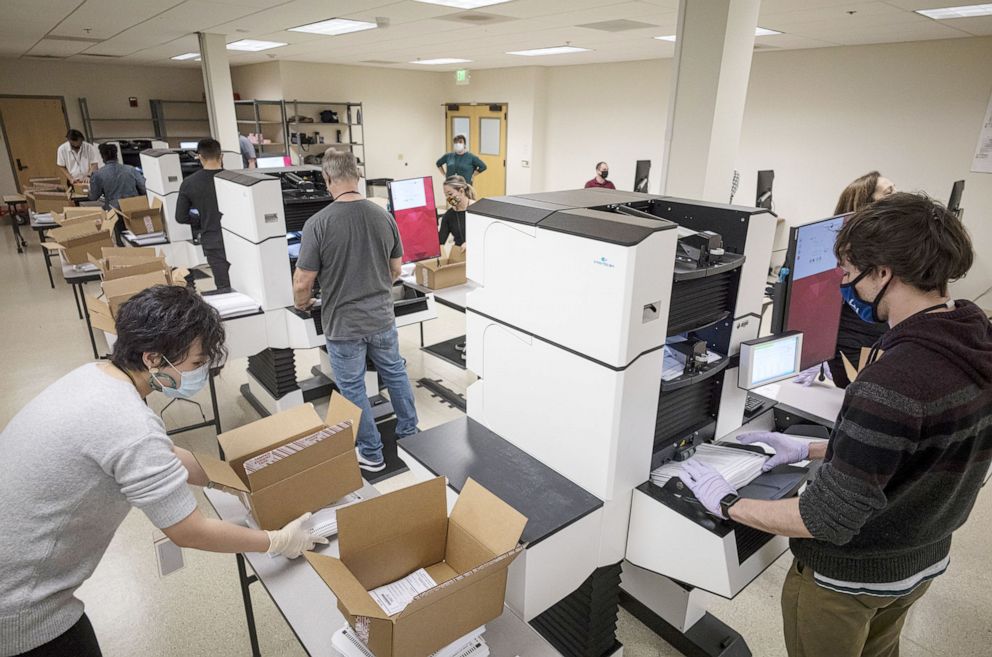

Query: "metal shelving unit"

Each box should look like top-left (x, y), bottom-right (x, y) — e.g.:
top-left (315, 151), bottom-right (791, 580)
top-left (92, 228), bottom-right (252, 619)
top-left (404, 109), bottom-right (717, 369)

top-left (235, 99), bottom-right (289, 157)
top-left (287, 100), bottom-right (365, 174)
top-left (79, 97), bottom-right (157, 142)
top-left (150, 99), bottom-right (211, 146)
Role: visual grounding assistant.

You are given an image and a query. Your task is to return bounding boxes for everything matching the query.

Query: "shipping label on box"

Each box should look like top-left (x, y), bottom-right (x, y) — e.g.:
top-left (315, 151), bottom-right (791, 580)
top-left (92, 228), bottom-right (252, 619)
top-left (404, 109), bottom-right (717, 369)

top-left (305, 476), bottom-right (526, 657)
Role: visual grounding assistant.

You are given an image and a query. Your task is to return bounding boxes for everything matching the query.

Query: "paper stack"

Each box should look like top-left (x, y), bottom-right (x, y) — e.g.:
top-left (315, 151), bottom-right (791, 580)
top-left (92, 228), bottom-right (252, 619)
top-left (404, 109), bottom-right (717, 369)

top-left (122, 230), bottom-right (167, 246)
top-left (331, 624), bottom-right (489, 657)
top-left (33, 212), bottom-right (56, 226)
top-left (306, 492), bottom-right (364, 538)
top-left (651, 443), bottom-right (768, 490)
top-left (202, 292), bottom-right (262, 319)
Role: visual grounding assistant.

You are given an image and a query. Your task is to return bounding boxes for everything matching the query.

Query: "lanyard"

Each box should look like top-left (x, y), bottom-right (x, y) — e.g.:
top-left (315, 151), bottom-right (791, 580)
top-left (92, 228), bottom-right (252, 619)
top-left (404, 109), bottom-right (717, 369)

top-left (865, 300), bottom-right (954, 366)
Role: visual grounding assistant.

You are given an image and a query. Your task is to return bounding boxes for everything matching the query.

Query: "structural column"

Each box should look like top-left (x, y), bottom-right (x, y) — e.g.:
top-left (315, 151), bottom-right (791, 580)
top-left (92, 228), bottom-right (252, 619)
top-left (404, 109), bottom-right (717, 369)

top-left (661, 0), bottom-right (760, 202)
top-left (198, 32), bottom-right (240, 154)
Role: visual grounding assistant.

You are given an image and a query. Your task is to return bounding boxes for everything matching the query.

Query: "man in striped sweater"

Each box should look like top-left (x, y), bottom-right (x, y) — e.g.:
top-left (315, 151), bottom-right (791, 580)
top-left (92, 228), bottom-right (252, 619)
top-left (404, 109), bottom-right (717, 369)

top-left (678, 192), bottom-right (992, 657)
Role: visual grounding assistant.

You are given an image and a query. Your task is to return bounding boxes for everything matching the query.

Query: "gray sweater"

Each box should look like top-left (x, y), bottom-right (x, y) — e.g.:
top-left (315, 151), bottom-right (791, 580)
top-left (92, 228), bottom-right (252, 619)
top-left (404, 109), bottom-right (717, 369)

top-left (0, 364), bottom-right (197, 655)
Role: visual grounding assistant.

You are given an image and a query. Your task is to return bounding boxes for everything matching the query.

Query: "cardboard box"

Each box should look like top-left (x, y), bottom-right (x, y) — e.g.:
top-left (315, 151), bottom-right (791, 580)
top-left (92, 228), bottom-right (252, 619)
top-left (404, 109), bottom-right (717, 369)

top-left (86, 269), bottom-right (183, 334)
top-left (116, 196), bottom-right (165, 235)
top-left (72, 182), bottom-right (90, 196)
top-left (45, 220), bottom-right (114, 265)
top-left (53, 207), bottom-right (105, 226)
top-left (841, 346), bottom-right (885, 383)
top-left (305, 476), bottom-right (527, 657)
top-left (194, 398), bottom-right (363, 530)
top-left (87, 246), bottom-right (167, 281)
top-left (414, 245), bottom-right (466, 290)
top-left (25, 190), bottom-right (71, 214)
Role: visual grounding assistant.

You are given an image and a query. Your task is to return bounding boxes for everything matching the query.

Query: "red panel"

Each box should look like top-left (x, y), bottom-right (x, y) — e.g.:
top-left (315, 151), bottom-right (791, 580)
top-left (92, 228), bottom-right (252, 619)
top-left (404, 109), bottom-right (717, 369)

top-left (393, 177), bottom-right (442, 264)
top-left (786, 267), bottom-right (844, 369)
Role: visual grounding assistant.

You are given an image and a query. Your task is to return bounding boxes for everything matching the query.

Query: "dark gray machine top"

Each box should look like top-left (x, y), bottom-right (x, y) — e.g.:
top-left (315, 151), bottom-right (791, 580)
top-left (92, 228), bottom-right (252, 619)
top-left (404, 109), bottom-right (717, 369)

top-left (140, 149), bottom-right (175, 158)
top-left (398, 416), bottom-right (603, 547)
top-left (470, 188), bottom-right (676, 246)
top-left (215, 170), bottom-right (275, 187)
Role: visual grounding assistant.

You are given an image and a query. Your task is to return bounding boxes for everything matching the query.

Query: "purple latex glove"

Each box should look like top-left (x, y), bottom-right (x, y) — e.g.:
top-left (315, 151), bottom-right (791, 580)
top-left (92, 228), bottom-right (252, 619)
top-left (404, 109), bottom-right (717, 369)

top-left (737, 431), bottom-right (809, 471)
top-left (677, 460), bottom-right (737, 518)
top-left (793, 362), bottom-right (833, 387)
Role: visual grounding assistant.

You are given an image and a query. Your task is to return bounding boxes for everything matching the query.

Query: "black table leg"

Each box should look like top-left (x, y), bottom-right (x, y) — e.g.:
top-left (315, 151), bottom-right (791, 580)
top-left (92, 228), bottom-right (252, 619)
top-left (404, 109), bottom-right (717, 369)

top-left (420, 321), bottom-right (424, 347)
top-left (40, 233), bottom-right (54, 289)
top-left (78, 284), bottom-right (100, 360)
top-left (208, 370), bottom-right (222, 435)
top-left (71, 282), bottom-right (83, 320)
top-left (236, 553), bottom-right (262, 657)
top-left (7, 204), bottom-right (24, 254)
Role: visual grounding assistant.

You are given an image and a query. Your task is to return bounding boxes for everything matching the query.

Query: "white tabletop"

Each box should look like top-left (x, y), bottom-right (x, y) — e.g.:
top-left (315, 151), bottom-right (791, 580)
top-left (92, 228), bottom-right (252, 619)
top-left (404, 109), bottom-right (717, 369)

top-left (203, 482), bottom-right (560, 657)
top-left (403, 280), bottom-right (477, 312)
top-left (753, 377), bottom-right (845, 428)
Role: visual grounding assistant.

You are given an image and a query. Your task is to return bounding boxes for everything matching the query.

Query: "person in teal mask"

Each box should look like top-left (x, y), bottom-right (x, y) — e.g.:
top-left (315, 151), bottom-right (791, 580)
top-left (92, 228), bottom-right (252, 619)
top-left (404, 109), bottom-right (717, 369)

top-left (0, 285), bottom-right (324, 657)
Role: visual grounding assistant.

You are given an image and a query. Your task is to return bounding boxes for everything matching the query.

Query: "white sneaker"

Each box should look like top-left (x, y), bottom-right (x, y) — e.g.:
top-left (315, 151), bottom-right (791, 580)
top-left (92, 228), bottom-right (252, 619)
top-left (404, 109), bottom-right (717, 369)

top-left (355, 447), bottom-right (385, 472)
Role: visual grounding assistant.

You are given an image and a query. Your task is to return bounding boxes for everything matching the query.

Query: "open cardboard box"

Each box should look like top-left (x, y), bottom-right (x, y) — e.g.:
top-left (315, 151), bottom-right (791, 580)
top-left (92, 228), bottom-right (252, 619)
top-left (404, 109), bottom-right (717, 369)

top-left (43, 217), bottom-right (116, 265)
top-left (88, 246), bottom-right (167, 281)
top-left (413, 244), bottom-right (466, 290)
top-left (53, 207), bottom-right (105, 226)
top-left (194, 397), bottom-right (363, 530)
top-left (841, 346), bottom-right (884, 383)
top-left (115, 196), bottom-right (165, 235)
top-left (305, 476), bottom-right (527, 657)
top-left (26, 190), bottom-right (72, 214)
top-left (87, 269), bottom-right (187, 333)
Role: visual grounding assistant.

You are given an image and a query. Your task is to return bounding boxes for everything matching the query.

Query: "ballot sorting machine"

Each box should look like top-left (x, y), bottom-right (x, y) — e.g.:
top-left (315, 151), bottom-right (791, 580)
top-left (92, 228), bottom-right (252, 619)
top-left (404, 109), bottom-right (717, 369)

top-left (397, 188), bottom-right (806, 657)
top-left (213, 166), bottom-right (437, 417)
top-left (139, 148), bottom-right (243, 269)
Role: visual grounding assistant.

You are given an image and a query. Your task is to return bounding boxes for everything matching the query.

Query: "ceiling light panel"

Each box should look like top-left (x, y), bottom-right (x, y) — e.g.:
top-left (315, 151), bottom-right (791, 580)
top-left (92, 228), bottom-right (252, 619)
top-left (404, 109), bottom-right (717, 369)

top-left (171, 52), bottom-right (201, 61)
top-left (226, 39), bottom-right (287, 51)
top-left (414, 0), bottom-right (514, 8)
top-left (506, 45), bottom-right (591, 56)
top-left (410, 57), bottom-right (472, 64)
top-left (289, 18), bottom-right (378, 35)
top-left (916, 4), bottom-right (992, 19)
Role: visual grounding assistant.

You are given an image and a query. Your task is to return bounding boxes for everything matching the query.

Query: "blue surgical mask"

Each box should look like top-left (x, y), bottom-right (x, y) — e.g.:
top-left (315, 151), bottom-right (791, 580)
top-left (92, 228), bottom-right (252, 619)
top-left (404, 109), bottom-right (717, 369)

top-left (840, 269), bottom-right (889, 324)
top-left (152, 355), bottom-right (210, 399)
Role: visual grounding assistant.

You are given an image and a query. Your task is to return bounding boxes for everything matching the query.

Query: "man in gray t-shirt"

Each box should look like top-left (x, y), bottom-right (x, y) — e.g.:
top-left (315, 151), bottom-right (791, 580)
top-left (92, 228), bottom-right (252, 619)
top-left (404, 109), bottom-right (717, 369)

top-left (293, 150), bottom-right (419, 471)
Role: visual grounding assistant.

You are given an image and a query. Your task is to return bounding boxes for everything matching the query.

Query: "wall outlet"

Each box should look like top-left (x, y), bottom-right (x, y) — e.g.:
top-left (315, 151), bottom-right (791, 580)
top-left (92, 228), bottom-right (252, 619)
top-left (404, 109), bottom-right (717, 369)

top-left (521, 160), bottom-right (530, 168)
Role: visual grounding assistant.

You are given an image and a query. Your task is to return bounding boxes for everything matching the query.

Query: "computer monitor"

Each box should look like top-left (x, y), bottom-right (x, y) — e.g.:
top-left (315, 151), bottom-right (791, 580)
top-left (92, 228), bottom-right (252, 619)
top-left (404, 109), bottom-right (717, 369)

top-left (756, 170), bottom-right (774, 209)
top-left (179, 141), bottom-right (198, 150)
top-left (388, 176), bottom-right (442, 263)
top-left (782, 214), bottom-right (847, 370)
top-left (257, 156), bottom-right (290, 168)
top-left (738, 331), bottom-right (803, 390)
top-left (634, 160), bottom-right (651, 193)
top-left (948, 179), bottom-right (965, 214)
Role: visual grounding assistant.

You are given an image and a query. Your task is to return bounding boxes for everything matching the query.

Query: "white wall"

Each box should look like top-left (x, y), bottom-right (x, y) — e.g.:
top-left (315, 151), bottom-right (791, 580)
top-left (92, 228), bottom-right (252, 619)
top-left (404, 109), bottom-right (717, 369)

top-left (736, 37), bottom-right (992, 299)
top-left (0, 58), bottom-right (205, 195)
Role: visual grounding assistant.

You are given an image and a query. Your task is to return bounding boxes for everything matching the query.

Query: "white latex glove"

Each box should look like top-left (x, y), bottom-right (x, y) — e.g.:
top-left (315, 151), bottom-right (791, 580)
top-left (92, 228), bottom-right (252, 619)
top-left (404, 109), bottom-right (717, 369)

top-left (265, 512), bottom-right (328, 559)
top-left (793, 363), bottom-right (832, 387)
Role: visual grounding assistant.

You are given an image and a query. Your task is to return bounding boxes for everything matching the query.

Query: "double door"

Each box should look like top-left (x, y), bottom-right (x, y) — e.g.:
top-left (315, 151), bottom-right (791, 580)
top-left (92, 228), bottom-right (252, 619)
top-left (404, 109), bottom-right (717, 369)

top-left (444, 103), bottom-right (507, 199)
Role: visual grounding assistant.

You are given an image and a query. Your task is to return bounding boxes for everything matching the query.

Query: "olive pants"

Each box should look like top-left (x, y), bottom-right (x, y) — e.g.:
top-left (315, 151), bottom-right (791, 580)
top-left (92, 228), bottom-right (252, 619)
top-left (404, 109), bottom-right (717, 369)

top-left (782, 559), bottom-right (932, 657)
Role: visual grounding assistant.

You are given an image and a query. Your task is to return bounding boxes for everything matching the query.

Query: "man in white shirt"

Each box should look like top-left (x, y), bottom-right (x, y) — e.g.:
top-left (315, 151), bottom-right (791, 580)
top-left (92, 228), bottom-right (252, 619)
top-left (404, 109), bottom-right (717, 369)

top-left (56, 129), bottom-right (100, 184)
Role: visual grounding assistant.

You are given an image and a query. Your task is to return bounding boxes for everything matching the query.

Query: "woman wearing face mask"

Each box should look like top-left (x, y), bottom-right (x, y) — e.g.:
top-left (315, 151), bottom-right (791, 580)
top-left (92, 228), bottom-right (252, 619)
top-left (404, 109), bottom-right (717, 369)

top-left (435, 134), bottom-right (487, 186)
top-left (795, 171), bottom-right (896, 388)
top-left (0, 285), bottom-right (325, 657)
top-left (439, 175), bottom-right (476, 247)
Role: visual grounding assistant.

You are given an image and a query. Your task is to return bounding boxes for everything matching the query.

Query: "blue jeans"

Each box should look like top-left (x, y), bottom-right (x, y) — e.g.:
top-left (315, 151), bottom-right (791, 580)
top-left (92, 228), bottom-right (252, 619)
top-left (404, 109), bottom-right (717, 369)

top-left (326, 326), bottom-right (419, 462)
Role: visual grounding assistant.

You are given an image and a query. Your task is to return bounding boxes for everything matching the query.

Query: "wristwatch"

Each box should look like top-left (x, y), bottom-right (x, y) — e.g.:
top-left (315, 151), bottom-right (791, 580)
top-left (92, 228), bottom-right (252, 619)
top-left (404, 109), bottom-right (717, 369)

top-left (719, 493), bottom-right (741, 519)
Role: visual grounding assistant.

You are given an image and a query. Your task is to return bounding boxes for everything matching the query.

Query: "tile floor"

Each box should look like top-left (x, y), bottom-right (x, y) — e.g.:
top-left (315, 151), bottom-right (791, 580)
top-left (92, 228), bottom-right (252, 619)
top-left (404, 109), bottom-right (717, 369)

top-left (1, 218), bottom-right (990, 657)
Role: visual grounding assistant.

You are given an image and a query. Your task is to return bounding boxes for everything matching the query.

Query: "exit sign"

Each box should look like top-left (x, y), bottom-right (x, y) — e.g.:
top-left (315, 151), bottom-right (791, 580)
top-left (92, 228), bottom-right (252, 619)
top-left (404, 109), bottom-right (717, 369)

top-left (455, 69), bottom-right (470, 86)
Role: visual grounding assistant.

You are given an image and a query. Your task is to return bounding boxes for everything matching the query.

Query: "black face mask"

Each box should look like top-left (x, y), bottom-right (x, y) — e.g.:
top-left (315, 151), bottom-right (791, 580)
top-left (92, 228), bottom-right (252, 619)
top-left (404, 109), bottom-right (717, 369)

top-left (599, 170), bottom-right (609, 179)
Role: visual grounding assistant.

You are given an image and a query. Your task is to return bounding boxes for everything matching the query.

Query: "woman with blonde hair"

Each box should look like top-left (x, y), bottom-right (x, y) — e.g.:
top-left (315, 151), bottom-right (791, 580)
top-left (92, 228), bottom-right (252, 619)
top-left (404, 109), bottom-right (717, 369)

top-left (439, 175), bottom-right (476, 246)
